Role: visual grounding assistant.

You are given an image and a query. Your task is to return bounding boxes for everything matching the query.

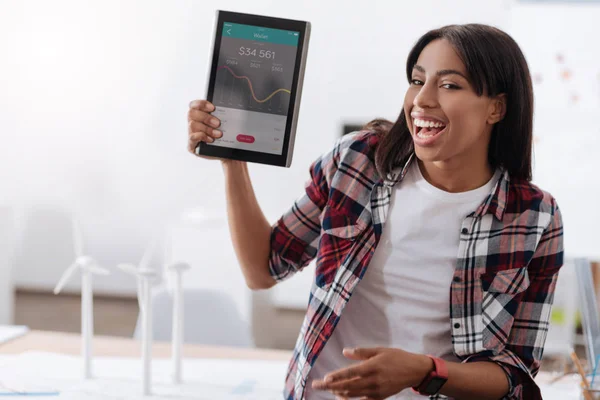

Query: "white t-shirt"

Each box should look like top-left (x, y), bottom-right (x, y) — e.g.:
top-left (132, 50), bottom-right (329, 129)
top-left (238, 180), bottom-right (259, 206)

top-left (305, 161), bottom-right (501, 399)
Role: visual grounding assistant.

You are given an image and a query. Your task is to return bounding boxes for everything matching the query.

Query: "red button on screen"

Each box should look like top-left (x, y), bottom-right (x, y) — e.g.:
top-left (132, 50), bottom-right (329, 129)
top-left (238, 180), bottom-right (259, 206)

top-left (236, 134), bottom-right (255, 143)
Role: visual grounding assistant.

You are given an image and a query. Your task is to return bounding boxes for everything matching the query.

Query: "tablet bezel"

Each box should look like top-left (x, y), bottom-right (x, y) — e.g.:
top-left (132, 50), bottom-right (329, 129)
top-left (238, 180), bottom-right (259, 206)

top-left (196, 10), bottom-right (310, 167)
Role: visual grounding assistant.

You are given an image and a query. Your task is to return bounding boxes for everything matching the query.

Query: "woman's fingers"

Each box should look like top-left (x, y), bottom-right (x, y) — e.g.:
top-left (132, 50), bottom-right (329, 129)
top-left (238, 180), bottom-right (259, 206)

top-left (189, 120), bottom-right (222, 139)
top-left (188, 129), bottom-right (221, 154)
top-left (189, 99), bottom-right (215, 112)
top-left (188, 108), bottom-right (221, 128)
top-left (187, 99), bottom-right (223, 159)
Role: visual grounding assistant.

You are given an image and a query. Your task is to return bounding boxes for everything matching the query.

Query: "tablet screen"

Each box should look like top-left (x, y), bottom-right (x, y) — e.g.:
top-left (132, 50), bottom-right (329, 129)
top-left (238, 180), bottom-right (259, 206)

top-left (210, 22), bottom-right (299, 155)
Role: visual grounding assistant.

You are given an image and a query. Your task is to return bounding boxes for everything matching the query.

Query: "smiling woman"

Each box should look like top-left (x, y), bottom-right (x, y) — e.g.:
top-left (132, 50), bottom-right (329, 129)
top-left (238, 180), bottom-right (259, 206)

top-left (373, 24), bottom-right (533, 193)
top-left (187, 23), bottom-right (563, 400)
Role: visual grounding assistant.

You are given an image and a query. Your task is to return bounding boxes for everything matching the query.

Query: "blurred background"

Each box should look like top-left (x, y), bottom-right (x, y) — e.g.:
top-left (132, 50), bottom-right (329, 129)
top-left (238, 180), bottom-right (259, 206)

top-left (0, 0), bottom-right (598, 368)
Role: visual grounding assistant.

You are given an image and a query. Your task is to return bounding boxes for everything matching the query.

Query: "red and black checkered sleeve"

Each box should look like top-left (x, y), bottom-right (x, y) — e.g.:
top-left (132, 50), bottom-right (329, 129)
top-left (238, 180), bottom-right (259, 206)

top-left (268, 136), bottom-right (352, 282)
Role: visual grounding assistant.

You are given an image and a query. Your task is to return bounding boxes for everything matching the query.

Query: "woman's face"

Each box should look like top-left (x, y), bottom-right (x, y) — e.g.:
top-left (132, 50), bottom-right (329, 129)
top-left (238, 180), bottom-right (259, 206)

top-left (403, 39), bottom-right (504, 169)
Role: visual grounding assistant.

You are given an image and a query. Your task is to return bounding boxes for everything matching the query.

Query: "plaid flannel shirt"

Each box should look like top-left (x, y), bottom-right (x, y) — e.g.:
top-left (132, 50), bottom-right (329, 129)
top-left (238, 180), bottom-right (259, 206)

top-left (269, 131), bottom-right (564, 400)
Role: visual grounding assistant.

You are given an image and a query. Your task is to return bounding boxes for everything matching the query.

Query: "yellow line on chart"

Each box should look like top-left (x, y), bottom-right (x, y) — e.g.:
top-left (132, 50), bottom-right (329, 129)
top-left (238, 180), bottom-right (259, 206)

top-left (218, 65), bottom-right (291, 104)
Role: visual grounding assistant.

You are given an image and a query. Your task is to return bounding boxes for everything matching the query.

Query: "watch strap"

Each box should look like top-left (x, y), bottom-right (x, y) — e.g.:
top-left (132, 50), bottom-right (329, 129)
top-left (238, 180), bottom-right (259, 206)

top-left (412, 355), bottom-right (449, 395)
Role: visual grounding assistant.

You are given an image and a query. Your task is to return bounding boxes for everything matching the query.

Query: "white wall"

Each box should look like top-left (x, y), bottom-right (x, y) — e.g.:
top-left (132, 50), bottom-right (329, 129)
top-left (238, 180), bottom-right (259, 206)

top-left (507, 1), bottom-right (600, 260)
top-left (0, 0), bottom-right (511, 299)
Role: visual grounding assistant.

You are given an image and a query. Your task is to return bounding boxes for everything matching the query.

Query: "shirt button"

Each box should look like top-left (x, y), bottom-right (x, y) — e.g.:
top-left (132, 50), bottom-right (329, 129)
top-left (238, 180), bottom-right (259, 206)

top-left (454, 323), bottom-right (461, 329)
top-left (461, 228), bottom-right (469, 234)
top-left (453, 276), bottom-right (461, 283)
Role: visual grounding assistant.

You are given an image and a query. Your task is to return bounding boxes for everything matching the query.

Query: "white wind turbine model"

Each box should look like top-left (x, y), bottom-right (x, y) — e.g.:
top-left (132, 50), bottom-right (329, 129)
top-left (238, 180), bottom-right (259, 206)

top-left (167, 261), bottom-right (191, 384)
top-left (53, 219), bottom-right (110, 379)
top-left (118, 241), bottom-right (158, 396)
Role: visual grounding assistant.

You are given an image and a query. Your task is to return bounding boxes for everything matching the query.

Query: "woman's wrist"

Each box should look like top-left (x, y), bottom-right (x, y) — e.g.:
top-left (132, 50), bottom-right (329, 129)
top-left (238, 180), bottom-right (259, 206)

top-left (221, 159), bottom-right (247, 173)
top-left (410, 353), bottom-right (435, 388)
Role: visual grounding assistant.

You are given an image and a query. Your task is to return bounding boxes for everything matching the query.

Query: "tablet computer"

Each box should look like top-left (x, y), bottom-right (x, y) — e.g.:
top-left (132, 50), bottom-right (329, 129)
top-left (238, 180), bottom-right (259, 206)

top-left (195, 10), bottom-right (311, 167)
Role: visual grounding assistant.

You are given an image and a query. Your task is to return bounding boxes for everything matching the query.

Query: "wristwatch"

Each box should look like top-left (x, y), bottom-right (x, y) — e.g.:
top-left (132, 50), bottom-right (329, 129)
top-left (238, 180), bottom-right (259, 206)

top-left (412, 356), bottom-right (448, 395)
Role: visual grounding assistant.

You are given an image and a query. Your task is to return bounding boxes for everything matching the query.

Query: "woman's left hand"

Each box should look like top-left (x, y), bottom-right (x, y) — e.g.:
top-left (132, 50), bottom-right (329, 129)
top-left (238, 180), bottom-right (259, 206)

top-left (311, 347), bottom-right (433, 400)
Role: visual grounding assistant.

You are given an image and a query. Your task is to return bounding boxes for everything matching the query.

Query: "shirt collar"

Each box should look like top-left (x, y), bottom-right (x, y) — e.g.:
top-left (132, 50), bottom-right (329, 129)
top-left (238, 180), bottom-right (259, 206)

top-left (383, 153), bottom-right (415, 188)
top-left (384, 154), bottom-right (510, 221)
top-left (474, 168), bottom-right (510, 221)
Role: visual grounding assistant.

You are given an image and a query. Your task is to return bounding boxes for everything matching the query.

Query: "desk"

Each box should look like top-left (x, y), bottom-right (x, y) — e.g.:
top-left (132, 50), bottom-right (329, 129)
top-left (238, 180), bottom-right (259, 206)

top-left (0, 330), bottom-right (292, 399)
top-left (0, 330), bottom-right (292, 361)
top-left (0, 331), bottom-right (583, 399)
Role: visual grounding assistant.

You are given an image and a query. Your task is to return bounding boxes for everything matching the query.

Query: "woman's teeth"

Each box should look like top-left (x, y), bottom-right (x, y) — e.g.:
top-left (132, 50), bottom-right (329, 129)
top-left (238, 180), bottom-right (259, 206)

top-left (414, 118), bottom-right (446, 138)
top-left (414, 118), bottom-right (445, 128)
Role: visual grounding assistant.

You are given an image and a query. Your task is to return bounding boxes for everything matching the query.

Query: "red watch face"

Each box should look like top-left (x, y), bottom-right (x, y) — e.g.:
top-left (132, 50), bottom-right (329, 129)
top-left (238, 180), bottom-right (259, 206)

top-left (424, 376), bottom-right (447, 394)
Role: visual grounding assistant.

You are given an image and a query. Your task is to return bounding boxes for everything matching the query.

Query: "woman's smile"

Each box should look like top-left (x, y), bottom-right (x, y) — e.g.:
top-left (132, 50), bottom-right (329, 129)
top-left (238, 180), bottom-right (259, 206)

top-left (411, 112), bottom-right (448, 146)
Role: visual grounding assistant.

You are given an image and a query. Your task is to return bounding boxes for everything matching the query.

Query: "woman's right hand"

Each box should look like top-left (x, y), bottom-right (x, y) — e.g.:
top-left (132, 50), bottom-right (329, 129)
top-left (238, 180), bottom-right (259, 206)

top-left (187, 99), bottom-right (223, 159)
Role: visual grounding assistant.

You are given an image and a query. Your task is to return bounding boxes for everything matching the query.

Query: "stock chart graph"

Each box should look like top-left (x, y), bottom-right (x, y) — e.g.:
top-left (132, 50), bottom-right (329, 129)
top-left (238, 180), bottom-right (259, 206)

top-left (213, 28), bottom-right (297, 116)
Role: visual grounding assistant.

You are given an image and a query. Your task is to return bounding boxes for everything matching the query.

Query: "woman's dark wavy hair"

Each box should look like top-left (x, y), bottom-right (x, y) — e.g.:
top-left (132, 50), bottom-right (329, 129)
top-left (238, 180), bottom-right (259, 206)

top-left (367, 24), bottom-right (534, 181)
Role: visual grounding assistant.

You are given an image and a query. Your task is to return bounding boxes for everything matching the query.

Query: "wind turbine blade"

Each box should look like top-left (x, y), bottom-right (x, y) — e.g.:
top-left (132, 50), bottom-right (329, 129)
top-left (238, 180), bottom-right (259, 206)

top-left (117, 263), bottom-right (139, 276)
top-left (139, 236), bottom-right (157, 270)
top-left (137, 280), bottom-right (144, 312)
top-left (88, 264), bottom-right (110, 276)
top-left (168, 262), bottom-right (191, 272)
top-left (53, 262), bottom-right (79, 294)
top-left (117, 263), bottom-right (143, 311)
top-left (72, 218), bottom-right (84, 258)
